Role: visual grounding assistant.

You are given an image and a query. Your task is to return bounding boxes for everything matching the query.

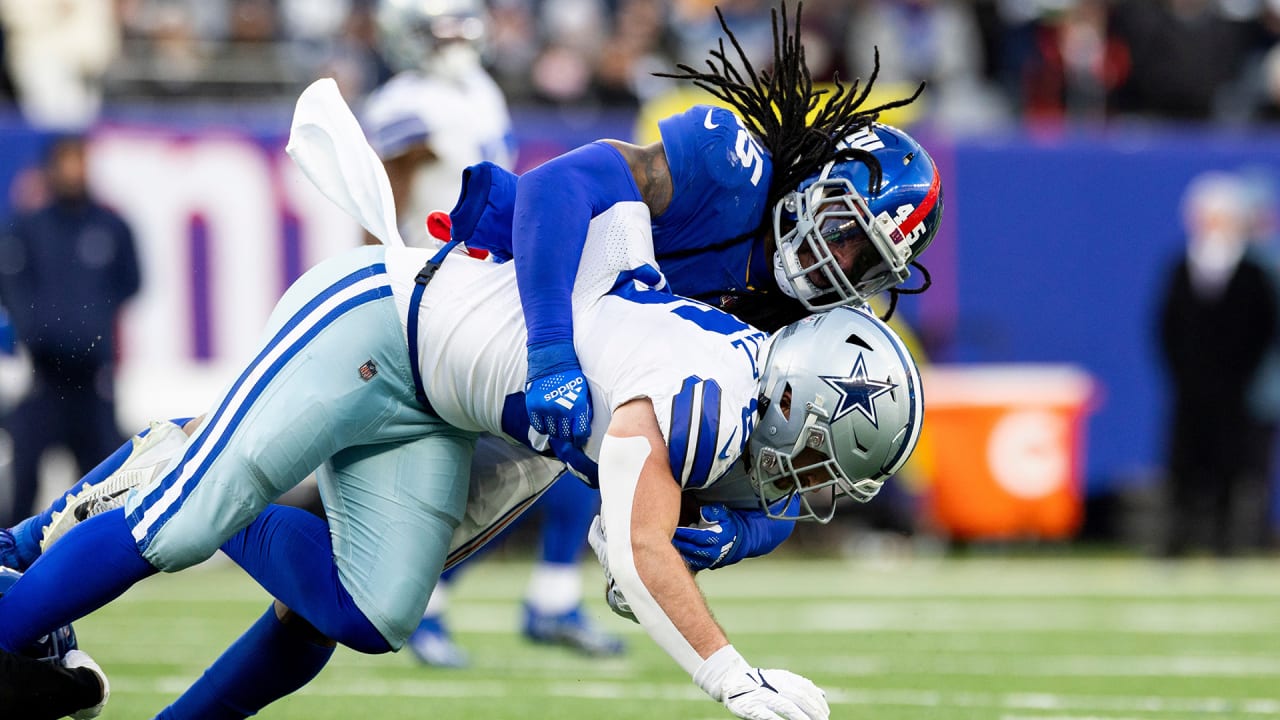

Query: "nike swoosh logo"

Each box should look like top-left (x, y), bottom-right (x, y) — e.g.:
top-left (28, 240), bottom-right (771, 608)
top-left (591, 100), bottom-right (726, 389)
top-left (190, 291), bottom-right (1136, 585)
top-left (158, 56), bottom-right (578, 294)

top-left (703, 108), bottom-right (719, 130)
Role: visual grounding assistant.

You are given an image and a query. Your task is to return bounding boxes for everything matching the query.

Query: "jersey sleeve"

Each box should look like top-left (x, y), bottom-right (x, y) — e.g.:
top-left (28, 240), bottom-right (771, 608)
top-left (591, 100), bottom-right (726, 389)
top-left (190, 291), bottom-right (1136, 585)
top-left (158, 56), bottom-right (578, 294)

top-left (653, 105), bottom-right (773, 257)
top-left (662, 375), bottom-right (744, 490)
top-left (513, 142), bottom-right (642, 348)
top-left (581, 290), bottom-right (765, 491)
top-left (362, 75), bottom-right (436, 160)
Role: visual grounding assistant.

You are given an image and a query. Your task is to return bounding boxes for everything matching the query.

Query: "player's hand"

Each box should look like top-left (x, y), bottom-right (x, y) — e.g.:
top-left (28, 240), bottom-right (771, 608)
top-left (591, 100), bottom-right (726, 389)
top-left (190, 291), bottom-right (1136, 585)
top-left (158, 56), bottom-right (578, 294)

top-left (526, 339), bottom-right (593, 447)
top-left (588, 515), bottom-right (637, 622)
top-left (63, 649), bottom-right (110, 720)
top-left (672, 501), bottom-right (797, 571)
top-left (721, 669), bottom-right (830, 720)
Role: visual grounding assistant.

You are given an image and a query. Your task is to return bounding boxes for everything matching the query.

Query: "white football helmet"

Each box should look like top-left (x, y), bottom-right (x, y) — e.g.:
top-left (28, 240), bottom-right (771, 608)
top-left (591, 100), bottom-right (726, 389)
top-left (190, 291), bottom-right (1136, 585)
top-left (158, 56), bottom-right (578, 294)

top-left (749, 306), bottom-right (924, 522)
top-left (376, 0), bottom-right (488, 77)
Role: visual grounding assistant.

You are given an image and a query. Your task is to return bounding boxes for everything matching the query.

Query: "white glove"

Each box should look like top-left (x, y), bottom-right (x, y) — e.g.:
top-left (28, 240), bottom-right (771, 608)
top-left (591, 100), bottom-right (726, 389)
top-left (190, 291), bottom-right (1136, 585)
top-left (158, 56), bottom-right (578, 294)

top-left (694, 645), bottom-right (829, 720)
top-left (587, 515), bottom-right (637, 622)
top-left (63, 649), bottom-right (110, 720)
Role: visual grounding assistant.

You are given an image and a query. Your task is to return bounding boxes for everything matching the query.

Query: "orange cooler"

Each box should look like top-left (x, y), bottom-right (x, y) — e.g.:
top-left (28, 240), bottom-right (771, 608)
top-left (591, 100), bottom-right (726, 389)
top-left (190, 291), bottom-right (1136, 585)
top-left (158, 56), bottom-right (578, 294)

top-left (920, 365), bottom-right (1098, 540)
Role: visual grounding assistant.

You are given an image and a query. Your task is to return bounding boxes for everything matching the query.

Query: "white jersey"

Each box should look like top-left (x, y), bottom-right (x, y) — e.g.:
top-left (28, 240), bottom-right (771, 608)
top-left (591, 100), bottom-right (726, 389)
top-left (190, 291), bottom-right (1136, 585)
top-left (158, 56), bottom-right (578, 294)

top-left (363, 67), bottom-right (514, 246)
top-left (385, 202), bottom-right (771, 492)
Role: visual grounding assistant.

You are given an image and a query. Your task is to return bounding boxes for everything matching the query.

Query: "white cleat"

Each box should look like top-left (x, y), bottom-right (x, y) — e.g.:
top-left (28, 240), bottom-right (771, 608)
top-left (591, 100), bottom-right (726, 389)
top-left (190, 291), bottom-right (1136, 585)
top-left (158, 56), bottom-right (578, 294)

top-left (41, 420), bottom-right (191, 551)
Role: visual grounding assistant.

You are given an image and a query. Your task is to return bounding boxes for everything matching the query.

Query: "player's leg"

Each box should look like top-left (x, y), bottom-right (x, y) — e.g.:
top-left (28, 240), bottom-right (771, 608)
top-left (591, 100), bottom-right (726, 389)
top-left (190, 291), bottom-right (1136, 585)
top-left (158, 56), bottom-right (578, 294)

top-left (159, 430), bottom-right (476, 719)
top-left (0, 419), bottom-right (194, 572)
top-left (0, 507), bottom-right (157, 652)
top-left (158, 504), bottom-right (378, 720)
top-left (521, 475), bottom-right (624, 656)
top-left (406, 436), bottom-right (563, 666)
top-left (408, 564), bottom-right (468, 667)
top-left (0, 247), bottom-right (410, 649)
top-left (156, 602), bottom-right (335, 720)
top-left (318, 428), bottom-right (475, 649)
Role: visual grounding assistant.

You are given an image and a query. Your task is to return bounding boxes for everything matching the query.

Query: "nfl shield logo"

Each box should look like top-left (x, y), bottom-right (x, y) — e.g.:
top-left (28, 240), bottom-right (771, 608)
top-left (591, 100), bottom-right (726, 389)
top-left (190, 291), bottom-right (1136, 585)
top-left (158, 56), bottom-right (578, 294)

top-left (358, 360), bottom-right (378, 381)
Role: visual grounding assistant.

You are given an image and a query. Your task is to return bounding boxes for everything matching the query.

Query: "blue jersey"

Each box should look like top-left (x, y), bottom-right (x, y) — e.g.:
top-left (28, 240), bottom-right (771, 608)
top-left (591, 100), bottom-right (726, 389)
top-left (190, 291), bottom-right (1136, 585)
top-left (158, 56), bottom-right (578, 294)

top-left (650, 105), bottom-right (773, 302)
top-left (449, 105), bottom-right (774, 305)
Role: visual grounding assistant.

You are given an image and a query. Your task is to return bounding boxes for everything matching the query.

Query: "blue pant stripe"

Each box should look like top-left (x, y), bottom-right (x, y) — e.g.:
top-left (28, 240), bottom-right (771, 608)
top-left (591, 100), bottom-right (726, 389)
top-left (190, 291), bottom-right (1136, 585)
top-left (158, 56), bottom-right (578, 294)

top-left (128, 264), bottom-right (389, 548)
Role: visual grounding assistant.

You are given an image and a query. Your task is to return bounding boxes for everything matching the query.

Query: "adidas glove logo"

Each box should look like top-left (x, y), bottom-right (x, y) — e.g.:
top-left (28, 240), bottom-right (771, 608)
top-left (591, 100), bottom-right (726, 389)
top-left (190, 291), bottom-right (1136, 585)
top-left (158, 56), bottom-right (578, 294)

top-left (543, 377), bottom-right (584, 409)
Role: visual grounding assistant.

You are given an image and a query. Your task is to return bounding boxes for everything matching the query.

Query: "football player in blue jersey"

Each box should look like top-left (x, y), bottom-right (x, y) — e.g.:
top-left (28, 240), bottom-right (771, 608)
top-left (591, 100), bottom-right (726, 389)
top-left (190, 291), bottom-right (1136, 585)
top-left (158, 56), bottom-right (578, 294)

top-left (0, 178), bottom-right (924, 719)
top-left (447, 3), bottom-right (943, 451)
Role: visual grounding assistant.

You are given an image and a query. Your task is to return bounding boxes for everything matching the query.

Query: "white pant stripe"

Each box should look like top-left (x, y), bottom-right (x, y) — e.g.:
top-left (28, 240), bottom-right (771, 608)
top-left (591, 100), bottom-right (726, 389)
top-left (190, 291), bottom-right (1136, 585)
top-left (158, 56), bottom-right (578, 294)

top-left (130, 274), bottom-right (388, 544)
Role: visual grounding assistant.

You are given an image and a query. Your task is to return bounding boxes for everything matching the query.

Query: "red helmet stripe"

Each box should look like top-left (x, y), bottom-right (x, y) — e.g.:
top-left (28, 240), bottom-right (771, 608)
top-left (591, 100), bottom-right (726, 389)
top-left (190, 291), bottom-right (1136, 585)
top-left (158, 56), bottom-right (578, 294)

top-left (901, 169), bottom-right (941, 235)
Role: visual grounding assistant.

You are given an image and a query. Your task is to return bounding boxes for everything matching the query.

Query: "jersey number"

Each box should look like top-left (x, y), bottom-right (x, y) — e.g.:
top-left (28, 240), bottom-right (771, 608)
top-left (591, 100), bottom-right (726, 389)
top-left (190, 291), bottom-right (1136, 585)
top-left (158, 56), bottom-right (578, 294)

top-left (735, 129), bottom-right (765, 187)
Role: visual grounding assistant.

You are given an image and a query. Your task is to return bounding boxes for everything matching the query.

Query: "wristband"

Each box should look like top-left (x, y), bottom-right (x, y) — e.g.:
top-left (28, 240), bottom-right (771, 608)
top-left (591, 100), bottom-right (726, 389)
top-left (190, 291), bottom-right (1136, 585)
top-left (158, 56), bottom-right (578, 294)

top-left (692, 644), bottom-right (750, 702)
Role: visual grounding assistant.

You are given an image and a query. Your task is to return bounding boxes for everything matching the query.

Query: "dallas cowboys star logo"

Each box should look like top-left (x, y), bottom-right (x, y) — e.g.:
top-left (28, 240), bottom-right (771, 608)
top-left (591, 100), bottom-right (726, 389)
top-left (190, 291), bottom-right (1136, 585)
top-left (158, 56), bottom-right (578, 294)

top-left (820, 353), bottom-right (897, 427)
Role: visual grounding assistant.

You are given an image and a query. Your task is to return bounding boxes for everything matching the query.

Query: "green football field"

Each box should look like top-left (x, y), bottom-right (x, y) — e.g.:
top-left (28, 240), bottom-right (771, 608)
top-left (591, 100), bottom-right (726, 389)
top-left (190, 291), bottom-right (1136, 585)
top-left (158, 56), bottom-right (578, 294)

top-left (76, 554), bottom-right (1280, 720)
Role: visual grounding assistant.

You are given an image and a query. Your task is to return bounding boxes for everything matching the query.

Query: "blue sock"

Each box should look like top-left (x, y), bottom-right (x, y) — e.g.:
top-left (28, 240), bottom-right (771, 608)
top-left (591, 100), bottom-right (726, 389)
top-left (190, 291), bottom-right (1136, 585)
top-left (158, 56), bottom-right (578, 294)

top-left (536, 476), bottom-right (599, 564)
top-left (156, 605), bottom-right (335, 720)
top-left (0, 508), bottom-right (156, 651)
top-left (4, 417), bottom-right (193, 571)
top-left (219, 505), bottom-right (390, 654)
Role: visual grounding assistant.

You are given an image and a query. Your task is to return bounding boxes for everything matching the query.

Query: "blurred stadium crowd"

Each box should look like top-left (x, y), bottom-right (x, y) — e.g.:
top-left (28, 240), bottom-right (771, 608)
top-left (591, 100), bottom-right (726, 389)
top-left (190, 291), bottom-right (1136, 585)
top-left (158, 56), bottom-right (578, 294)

top-left (5, 0), bottom-right (1280, 131)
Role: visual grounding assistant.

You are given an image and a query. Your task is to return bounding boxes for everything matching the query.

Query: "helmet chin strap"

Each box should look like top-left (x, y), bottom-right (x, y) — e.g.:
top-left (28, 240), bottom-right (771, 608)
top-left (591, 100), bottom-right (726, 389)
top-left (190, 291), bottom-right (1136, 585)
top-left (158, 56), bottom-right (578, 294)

top-left (772, 246), bottom-right (846, 308)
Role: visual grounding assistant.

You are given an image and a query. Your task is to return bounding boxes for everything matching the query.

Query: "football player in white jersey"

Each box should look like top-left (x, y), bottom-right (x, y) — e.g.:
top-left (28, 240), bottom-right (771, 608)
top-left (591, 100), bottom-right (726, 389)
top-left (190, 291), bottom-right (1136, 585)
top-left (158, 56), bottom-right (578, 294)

top-left (0, 184), bottom-right (923, 718)
top-left (360, 0), bottom-right (622, 665)
top-left (363, 0), bottom-right (513, 246)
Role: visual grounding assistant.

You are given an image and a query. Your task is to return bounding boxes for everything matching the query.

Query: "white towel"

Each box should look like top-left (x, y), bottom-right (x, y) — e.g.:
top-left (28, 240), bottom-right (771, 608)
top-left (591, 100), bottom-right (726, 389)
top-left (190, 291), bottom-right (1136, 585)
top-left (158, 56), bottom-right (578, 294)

top-left (286, 78), bottom-right (405, 248)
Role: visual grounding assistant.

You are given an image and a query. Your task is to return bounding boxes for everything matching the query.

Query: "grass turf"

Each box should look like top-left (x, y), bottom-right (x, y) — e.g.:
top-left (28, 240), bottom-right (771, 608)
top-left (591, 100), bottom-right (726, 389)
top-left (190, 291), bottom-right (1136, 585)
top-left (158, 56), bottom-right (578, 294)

top-left (77, 554), bottom-right (1280, 719)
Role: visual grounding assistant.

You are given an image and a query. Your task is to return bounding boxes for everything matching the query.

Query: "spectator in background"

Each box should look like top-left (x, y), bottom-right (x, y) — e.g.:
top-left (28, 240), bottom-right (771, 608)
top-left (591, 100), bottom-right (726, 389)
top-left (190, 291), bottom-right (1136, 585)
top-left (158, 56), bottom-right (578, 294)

top-left (845, 0), bottom-right (1008, 131)
top-left (0, 136), bottom-right (140, 527)
top-left (1156, 171), bottom-right (1280, 558)
top-left (1109, 0), bottom-right (1258, 122)
top-left (1005, 0), bottom-right (1130, 123)
top-left (0, 0), bottom-right (120, 130)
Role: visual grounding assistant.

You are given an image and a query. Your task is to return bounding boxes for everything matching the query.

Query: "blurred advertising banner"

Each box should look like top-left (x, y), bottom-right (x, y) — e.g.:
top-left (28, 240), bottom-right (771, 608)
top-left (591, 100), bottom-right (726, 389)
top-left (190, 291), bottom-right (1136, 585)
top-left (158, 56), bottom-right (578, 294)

top-left (93, 129), bottom-right (364, 426)
top-left (921, 365), bottom-right (1098, 540)
top-left (0, 110), bottom-right (631, 428)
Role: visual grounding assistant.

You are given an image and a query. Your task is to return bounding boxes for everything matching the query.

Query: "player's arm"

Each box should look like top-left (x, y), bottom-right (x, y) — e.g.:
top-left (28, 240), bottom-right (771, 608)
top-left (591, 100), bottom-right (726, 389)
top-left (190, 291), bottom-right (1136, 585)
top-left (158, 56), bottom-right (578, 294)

top-left (364, 144), bottom-right (438, 246)
top-left (597, 398), bottom-right (726, 667)
top-left (512, 141), bottom-right (655, 446)
top-left (597, 399), bottom-right (829, 720)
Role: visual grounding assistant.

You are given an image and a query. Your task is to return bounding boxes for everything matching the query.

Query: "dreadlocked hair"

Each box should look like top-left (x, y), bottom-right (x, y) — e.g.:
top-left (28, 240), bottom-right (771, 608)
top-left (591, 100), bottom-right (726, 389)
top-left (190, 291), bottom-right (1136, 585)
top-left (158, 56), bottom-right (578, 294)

top-left (654, 2), bottom-right (931, 326)
top-left (654, 1), bottom-right (925, 218)
top-left (881, 261), bottom-right (932, 322)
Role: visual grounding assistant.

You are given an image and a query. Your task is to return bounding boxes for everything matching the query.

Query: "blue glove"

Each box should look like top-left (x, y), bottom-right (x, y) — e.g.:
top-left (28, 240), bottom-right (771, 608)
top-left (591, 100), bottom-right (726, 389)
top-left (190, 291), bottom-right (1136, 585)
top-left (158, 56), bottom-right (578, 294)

top-left (547, 437), bottom-right (599, 487)
top-left (526, 339), bottom-right (593, 447)
top-left (672, 501), bottom-right (798, 571)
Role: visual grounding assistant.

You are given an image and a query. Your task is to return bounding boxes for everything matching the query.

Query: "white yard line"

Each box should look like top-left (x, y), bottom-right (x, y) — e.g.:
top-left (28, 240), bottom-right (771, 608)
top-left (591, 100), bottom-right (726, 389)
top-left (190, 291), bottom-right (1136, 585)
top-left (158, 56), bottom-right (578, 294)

top-left (109, 676), bottom-right (1280, 715)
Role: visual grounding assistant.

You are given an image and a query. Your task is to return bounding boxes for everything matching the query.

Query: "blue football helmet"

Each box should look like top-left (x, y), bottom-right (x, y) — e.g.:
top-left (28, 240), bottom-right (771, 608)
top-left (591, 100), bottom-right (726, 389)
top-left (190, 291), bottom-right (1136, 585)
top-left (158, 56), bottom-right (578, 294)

top-left (376, 0), bottom-right (489, 76)
top-left (0, 567), bottom-right (78, 662)
top-left (772, 123), bottom-right (943, 311)
top-left (749, 306), bottom-right (924, 522)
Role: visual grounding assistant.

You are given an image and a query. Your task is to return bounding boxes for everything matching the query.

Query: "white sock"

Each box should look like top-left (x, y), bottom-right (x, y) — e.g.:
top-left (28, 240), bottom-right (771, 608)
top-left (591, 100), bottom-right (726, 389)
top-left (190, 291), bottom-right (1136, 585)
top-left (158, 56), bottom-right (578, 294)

top-left (524, 563), bottom-right (582, 615)
top-left (423, 582), bottom-right (450, 618)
